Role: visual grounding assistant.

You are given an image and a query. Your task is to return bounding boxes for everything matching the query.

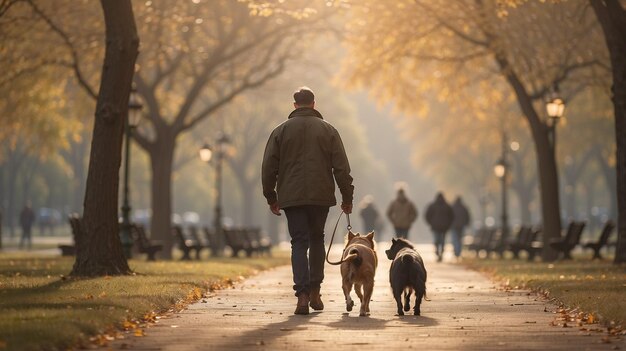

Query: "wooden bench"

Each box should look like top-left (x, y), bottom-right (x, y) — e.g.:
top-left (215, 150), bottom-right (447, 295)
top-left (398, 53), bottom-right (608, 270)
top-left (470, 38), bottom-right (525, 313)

top-left (549, 221), bottom-right (586, 260)
top-left (224, 228), bottom-right (254, 257)
top-left (508, 226), bottom-right (532, 259)
top-left (172, 225), bottom-right (202, 260)
top-left (188, 226), bottom-right (208, 259)
top-left (59, 214), bottom-right (79, 256)
top-left (519, 227), bottom-right (542, 261)
top-left (131, 225), bottom-right (163, 261)
top-left (583, 220), bottom-right (615, 260)
top-left (467, 228), bottom-right (497, 258)
top-left (244, 228), bottom-right (272, 256)
top-left (202, 227), bottom-right (220, 257)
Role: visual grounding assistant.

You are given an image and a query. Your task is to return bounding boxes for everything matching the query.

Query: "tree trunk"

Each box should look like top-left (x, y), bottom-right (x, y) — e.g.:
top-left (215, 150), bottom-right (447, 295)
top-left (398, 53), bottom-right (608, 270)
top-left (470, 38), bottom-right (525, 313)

top-left (590, 0), bottom-right (626, 263)
top-left (71, 0), bottom-right (139, 276)
top-left (148, 136), bottom-right (175, 259)
top-left (500, 64), bottom-right (561, 261)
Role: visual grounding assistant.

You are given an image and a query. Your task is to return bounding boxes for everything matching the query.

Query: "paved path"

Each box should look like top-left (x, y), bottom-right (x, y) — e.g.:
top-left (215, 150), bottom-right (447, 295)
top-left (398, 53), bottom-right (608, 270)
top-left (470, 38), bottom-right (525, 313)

top-left (112, 244), bottom-right (623, 351)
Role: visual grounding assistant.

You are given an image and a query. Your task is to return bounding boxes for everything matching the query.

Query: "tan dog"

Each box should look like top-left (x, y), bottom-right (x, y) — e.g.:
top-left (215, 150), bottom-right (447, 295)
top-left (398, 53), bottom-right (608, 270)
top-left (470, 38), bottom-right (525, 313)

top-left (340, 231), bottom-right (377, 316)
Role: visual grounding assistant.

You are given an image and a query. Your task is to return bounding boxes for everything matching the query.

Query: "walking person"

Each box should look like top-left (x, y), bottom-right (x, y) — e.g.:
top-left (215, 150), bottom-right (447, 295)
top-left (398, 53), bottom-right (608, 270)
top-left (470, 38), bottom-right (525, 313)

top-left (262, 87), bottom-right (354, 315)
top-left (359, 195), bottom-right (379, 233)
top-left (451, 196), bottom-right (471, 261)
top-left (19, 204), bottom-right (35, 250)
top-left (425, 192), bottom-right (454, 262)
top-left (387, 187), bottom-right (418, 239)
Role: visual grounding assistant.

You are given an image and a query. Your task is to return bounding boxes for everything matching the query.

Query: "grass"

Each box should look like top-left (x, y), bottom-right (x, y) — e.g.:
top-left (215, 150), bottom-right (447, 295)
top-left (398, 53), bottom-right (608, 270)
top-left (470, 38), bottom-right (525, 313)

top-left (0, 251), bottom-right (290, 351)
top-left (462, 255), bottom-right (626, 325)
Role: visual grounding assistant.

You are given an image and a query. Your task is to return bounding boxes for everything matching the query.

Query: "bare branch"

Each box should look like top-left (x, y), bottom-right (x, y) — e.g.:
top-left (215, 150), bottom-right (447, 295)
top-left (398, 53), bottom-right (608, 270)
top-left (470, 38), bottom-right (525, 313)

top-left (25, 0), bottom-right (97, 99)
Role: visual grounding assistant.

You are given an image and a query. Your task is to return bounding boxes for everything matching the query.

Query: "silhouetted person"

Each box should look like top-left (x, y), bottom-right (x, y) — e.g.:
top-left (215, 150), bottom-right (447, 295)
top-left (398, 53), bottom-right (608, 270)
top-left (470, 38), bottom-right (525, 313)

top-left (387, 188), bottom-right (418, 239)
top-left (19, 204), bottom-right (35, 250)
top-left (262, 87), bottom-right (354, 315)
top-left (451, 196), bottom-right (471, 260)
top-left (359, 195), bottom-right (379, 233)
top-left (425, 192), bottom-right (454, 262)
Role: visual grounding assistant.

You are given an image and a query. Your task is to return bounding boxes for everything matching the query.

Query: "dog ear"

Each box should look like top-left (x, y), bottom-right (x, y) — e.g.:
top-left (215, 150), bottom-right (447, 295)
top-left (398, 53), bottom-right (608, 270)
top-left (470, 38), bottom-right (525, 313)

top-left (392, 238), bottom-right (397, 243)
top-left (366, 231), bottom-right (375, 240)
top-left (348, 231), bottom-right (355, 240)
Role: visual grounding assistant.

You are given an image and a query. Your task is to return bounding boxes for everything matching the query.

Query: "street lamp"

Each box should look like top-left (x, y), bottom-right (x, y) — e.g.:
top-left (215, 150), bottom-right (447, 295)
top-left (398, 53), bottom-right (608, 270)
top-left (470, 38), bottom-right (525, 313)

top-left (545, 87), bottom-right (565, 152)
top-left (199, 132), bottom-right (231, 256)
top-left (494, 132), bottom-right (511, 256)
top-left (120, 86), bottom-right (143, 259)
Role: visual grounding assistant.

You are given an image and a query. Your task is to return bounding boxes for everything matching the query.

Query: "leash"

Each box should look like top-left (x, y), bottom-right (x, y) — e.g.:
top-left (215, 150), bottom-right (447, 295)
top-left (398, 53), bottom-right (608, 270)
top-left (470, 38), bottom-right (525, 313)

top-left (325, 210), bottom-right (352, 265)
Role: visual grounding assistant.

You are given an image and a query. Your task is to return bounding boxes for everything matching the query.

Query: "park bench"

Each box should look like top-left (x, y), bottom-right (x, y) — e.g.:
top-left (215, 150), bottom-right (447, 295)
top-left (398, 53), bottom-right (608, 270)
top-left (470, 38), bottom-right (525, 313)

top-left (172, 225), bottom-right (202, 260)
top-left (202, 227), bottom-right (220, 256)
top-left (519, 227), bottom-right (542, 261)
top-left (467, 228), bottom-right (496, 257)
top-left (59, 213), bottom-right (79, 256)
top-left (549, 221), bottom-right (586, 260)
top-left (224, 228), bottom-right (255, 257)
top-left (188, 226), bottom-right (208, 259)
top-left (131, 224), bottom-right (163, 261)
top-left (244, 228), bottom-right (272, 256)
top-left (583, 220), bottom-right (615, 260)
top-left (508, 226), bottom-right (532, 259)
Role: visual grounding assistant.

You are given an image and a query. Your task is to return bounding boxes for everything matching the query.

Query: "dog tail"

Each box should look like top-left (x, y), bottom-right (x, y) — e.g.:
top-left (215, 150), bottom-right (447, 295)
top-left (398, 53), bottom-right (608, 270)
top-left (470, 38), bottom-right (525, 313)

top-left (344, 248), bottom-right (362, 267)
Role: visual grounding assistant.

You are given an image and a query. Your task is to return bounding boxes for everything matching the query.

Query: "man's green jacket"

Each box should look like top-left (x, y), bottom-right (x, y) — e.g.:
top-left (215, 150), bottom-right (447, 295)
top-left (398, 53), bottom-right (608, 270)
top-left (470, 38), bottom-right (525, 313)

top-left (262, 107), bottom-right (354, 208)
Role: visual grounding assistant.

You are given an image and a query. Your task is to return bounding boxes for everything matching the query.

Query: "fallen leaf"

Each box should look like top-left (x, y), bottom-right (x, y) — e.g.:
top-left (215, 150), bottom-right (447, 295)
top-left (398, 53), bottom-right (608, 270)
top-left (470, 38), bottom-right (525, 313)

top-left (134, 329), bottom-right (145, 337)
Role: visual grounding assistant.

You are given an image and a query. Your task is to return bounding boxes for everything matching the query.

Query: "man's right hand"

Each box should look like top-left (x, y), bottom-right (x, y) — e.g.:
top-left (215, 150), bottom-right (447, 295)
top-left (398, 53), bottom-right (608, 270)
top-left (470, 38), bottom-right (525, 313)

top-left (341, 203), bottom-right (353, 214)
top-left (269, 202), bottom-right (281, 216)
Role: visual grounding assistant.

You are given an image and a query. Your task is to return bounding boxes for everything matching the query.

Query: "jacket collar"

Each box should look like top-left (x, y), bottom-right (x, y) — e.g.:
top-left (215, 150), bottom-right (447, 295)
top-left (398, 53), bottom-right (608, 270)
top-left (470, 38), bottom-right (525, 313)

top-left (288, 107), bottom-right (324, 119)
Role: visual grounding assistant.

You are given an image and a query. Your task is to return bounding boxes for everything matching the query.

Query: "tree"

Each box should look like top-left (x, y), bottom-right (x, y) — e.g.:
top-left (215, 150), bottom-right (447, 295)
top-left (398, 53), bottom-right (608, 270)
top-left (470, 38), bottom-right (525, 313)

top-left (343, 0), bottom-right (605, 261)
top-left (70, 0), bottom-right (139, 276)
top-left (589, 0), bottom-right (626, 263)
top-left (130, 1), bottom-right (335, 257)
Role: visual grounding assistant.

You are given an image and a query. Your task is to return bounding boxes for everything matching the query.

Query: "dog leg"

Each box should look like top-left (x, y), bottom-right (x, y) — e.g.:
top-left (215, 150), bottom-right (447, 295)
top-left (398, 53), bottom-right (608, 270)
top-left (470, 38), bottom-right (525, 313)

top-left (342, 280), bottom-right (354, 312)
top-left (414, 290), bottom-right (423, 316)
top-left (354, 283), bottom-right (364, 303)
top-left (403, 290), bottom-right (412, 312)
top-left (393, 288), bottom-right (404, 316)
top-left (360, 281), bottom-right (374, 316)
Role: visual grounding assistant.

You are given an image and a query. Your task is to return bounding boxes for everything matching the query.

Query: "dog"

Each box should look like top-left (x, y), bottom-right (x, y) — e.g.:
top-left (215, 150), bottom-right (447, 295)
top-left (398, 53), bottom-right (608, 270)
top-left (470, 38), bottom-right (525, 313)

top-left (340, 231), bottom-right (377, 316)
top-left (385, 238), bottom-right (427, 316)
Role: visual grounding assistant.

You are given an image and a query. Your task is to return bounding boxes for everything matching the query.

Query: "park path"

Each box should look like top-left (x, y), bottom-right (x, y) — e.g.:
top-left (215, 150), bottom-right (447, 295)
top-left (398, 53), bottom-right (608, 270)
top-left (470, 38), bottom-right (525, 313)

top-left (112, 244), bottom-right (623, 351)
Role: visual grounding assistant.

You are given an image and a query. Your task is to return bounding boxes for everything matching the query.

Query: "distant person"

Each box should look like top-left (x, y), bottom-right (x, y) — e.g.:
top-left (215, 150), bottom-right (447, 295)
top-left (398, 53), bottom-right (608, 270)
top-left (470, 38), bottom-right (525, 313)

top-left (19, 204), bottom-right (35, 250)
top-left (359, 195), bottom-right (380, 233)
top-left (262, 87), bottom-right (354, 315)
top-left (451, 196), bottom-right (471, 260)
top-left (425, 192), bottom-right (454, 262)
top-left (387, 188), bottom-right (418, 239)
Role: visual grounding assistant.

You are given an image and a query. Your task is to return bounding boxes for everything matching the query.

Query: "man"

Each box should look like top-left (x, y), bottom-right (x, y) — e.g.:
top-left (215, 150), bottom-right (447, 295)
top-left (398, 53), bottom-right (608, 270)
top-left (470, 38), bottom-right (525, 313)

top-left (425, 192), bottom-right (455, 262)
top-left (451, 196), bottom-right (471, 260)
top-left (359, 195), bottom-right (379, 233)
top-left (386, 188), bottom-right (418, 239)
top-left (19, 203), bottom-right (35, 250)
top-left (262, 87), bottom-right (354, 315)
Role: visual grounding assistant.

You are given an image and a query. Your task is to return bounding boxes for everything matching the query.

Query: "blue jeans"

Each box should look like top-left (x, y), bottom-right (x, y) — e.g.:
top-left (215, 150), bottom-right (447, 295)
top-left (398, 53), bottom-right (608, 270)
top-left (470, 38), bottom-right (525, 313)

top-left (451, 228), bottom-right (464, 257)
top-left (284, 205), bottom-right (329, 297)
top-left (394, 227), bottom-right (409, 239)
top-left (433, 231), bottom-right (446, 258)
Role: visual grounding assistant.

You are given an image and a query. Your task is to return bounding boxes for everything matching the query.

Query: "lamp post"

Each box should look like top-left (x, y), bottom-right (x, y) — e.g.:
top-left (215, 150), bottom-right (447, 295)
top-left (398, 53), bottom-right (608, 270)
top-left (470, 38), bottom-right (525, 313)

top-left (199, 132), bottom-right (231, 257)
top-left (120, 87), bottom-right (143, 259)
top-left (494, 132), bottom-right (510, 253)
top-left (545, 87), bottom-right (566, 153)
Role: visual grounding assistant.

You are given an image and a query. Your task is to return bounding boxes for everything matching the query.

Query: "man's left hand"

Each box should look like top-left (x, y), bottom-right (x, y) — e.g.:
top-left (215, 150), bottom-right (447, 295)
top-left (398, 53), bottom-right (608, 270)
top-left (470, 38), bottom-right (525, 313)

top-left (341, 203), bottom-right (353, 214)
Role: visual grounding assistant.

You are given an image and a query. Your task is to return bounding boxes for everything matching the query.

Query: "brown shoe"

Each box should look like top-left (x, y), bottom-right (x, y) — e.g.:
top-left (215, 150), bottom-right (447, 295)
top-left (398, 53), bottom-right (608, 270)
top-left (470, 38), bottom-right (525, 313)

top-left (294, 294), bottom-right (310, 315)
top-left (309, 287), bottom-right (324, 311)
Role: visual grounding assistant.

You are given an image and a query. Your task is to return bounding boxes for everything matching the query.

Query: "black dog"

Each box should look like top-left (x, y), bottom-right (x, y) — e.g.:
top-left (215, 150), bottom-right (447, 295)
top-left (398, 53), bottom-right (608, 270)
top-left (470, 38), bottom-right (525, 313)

top-left (385, 238), bottom-right (427, 316)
